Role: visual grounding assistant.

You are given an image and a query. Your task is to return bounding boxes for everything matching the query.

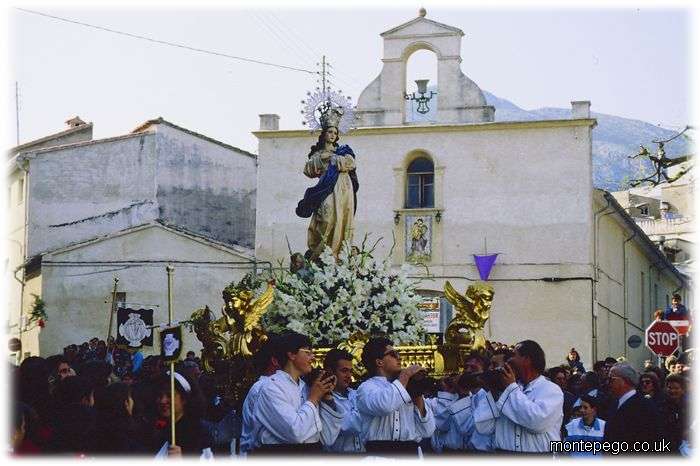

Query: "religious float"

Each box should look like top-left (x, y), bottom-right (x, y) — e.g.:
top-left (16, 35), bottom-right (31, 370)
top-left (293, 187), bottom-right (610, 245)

top-left (187, 83), bottom-right (496, 409)
top-left (188, 241), bottom-right (494, 410)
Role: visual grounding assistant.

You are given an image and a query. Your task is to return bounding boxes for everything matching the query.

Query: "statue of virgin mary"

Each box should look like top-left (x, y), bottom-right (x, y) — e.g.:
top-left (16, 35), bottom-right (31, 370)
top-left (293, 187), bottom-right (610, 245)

top-left (295, 106), bottom-right (359, 260)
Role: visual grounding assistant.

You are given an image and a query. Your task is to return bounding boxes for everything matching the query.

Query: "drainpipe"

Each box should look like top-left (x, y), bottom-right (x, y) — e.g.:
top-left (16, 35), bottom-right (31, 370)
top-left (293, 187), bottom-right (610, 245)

top-left (592, 196), bottom-right (613, 362)
top-left (623, 229), bottom-right (638, 358)
top-left (14, 156), bottom-right (30, 344)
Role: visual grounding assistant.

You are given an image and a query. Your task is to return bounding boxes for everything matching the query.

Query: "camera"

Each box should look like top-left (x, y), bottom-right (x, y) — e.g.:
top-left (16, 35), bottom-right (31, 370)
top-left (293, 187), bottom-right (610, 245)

top-left (479, 367), bottom-right (506, 390)
top-left (457, 371), bottom-right (482, 392)
top-left (304, 368), bottom-right (333, 385)
top-left (406, 370), bottom-right (439, 399)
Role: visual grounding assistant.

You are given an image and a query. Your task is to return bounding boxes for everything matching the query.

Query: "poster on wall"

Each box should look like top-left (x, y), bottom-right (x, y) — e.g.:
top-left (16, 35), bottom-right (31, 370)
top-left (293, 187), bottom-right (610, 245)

top-left (405, 215), bottom-right (432, 264)
top-left (418, 297), bottom-right (441, 333)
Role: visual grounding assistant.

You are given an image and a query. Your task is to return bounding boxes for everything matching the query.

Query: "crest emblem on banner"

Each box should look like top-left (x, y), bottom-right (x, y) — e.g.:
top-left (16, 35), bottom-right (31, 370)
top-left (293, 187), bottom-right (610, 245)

top-left (160, 325), bottom-right (183, 363)
top-left (116, 308), bottom-right (154, 348)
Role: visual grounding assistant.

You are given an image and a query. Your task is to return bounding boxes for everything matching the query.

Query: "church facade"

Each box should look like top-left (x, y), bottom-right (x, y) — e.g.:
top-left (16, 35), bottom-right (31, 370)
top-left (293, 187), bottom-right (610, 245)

top-left (254, 12), bottom-right (687, 367)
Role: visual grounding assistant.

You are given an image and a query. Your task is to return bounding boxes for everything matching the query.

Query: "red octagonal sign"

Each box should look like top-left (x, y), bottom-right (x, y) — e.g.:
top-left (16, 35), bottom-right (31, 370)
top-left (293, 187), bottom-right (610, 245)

top-left (645, 320), bottom-right (680, 357)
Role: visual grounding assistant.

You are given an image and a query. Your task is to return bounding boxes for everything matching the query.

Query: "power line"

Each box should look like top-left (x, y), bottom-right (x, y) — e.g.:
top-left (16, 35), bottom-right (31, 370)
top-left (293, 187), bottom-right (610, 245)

top-left (16, 8), bottom-right (315, 75)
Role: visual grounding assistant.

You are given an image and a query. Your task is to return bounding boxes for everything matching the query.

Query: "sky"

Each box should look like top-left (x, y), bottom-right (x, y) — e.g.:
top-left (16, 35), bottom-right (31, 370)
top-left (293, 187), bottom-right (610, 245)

top-left (4, 0), bottom-right (697, 154)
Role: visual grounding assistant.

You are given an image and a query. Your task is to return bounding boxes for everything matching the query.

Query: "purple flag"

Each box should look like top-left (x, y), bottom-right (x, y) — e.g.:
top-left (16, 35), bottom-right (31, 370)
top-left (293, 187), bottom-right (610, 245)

top-left (473, 254), bottom-right (499, 281)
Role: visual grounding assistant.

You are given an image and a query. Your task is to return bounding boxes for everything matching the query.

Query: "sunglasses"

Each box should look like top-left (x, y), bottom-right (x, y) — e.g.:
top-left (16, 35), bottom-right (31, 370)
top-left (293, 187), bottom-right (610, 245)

top-left (383, 349), bottom-right (400, 359)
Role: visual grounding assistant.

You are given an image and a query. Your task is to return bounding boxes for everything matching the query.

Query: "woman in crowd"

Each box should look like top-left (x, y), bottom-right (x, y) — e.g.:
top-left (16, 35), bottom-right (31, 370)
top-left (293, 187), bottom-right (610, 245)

top-left (660, 374), bottom-right (689, 453)
top-left (49, 375), bottom-right (96, 454)
top-left (91, 382), bottom-right (147, 455)
top-left (142, 371), bottom-right (211, 456)
top-left (566, 348), bottom-right (586, 373)
top-left (638, 371), bottom-right (664, 405)
top-left (15, 357), bottom-right (54, 452)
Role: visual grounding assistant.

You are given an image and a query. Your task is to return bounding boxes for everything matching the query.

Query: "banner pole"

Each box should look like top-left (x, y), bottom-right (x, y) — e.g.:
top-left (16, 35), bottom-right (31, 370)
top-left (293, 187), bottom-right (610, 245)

top-left (106, 277), bottom-right (119, 343)
top-left (166, 265), bottom-right (176, 447)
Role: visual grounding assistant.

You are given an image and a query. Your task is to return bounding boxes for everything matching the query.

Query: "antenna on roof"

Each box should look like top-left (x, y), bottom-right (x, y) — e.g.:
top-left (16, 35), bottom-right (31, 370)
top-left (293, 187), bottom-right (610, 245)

top-left (15, 82), bottom-right (20, 145)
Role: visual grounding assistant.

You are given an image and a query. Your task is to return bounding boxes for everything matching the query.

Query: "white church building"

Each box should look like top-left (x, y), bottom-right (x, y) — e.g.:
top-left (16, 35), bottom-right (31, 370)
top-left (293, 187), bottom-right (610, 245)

top-left (253, 11), bottom-right (687, 368)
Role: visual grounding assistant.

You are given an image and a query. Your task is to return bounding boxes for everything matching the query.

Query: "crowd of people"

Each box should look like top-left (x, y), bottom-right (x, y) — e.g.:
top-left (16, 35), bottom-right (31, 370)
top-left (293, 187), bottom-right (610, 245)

top-left (10, 329), bottom-right (693, 458)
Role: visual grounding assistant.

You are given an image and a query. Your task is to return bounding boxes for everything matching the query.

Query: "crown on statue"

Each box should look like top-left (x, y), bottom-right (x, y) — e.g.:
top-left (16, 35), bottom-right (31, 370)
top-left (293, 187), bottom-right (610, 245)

top-left (320, 106), bottom-right (344, 129)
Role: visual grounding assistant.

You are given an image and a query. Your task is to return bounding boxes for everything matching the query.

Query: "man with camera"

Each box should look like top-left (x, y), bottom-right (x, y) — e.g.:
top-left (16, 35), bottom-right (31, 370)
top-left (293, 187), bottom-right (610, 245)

top-left (473, 340), bottom-right (563, 454)
top-left (322, 349), bottom-right (364, 453)
top-left (356, 337), bottom-right (435, 457)
top-left (446, 353), bottom-right (495, 452)
top-left (251, 331), bottom-right (343, 454)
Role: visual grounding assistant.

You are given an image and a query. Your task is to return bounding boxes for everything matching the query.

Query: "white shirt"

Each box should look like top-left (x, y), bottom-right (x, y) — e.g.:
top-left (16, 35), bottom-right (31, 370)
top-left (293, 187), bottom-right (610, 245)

top-left (474, 375), bottom-right (563, 452)
top-left (426, 391), bottom-right (459, 452)
top-left (449, 389), bottom-right (494, 451)
top-left (325, 389), bottom-right (364, 453)
top-left (253, 370), bottom-right (343, 446)
top-left (564, 416), bottom-right (606, 458)
top-left (239, 375), bottom-right (270, 453)
top-left (617, 389), bottom-right (636, 409)
top-left (356, 376), bottom-right (435, 443)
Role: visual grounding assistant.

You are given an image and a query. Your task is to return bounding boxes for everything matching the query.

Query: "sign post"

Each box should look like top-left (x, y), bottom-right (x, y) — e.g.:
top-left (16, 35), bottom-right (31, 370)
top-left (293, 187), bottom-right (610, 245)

top-left (645, 320), bottom-right (680, 357)
top-left (166, 265), bottom-right (176, 448)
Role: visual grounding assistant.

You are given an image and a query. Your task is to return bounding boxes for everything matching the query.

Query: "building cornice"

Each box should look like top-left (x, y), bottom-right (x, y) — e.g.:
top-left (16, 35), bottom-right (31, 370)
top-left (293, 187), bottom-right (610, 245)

top-left (253, 118), bottom-right (597, 139)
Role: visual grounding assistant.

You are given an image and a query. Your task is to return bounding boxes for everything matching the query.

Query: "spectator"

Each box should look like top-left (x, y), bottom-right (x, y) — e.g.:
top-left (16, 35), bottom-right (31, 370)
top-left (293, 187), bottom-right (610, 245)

top-left (567, 372), bottom-right (583, 397)
top-left (665, 355), bottom-right (678, 373)
top-left (638, 372), bottom-right (663, 405)
top-left (46, 355), bottom-right (75, 393)
top-left (563, 394), bottom-right (605, 457)
top-left (664, 294), bottom-right (689, 321)
top-left (85, 338), bottom-right (99, 361)
top-left (178, 359), bottom-right (201, 382)
top-left (11, 402), bottom-right (32, 455)
top-left (121, 371), bottom-right (137, 386)
top-left (49, 375), bottom-right (96, 454)
top-left (199, 372), bottom-right (239, 456)
top-left (659, 374), bottom-right (688, 453)
top-left (602, 363), bottom-right (661, 452)
top-left (566, 348), bottom-right (585, 373)
top-left (95, 340), bottom-right (108, 362)
top-left (91, 382), bottom-right (147, 455)
top-left (646, 365), bottom-right (665, 383)
top-left (143, 372), bottom-right (211, 456)
top-left (129, 347), bottom-right (144, 374)
top-left (548, 366), bottom-right (576, 425)
top-left (63, 344), bottom-right (79, 366)
top-left (15, 357), bottom-right (53, 451)
top-left (77, 359), bottom-right (113, 392)
top-left (132, 355), bottom-right (165, 420)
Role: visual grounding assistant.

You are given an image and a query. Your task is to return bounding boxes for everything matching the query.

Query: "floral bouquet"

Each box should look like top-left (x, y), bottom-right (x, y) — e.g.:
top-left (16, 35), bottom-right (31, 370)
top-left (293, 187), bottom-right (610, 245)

top-left (262, 237), bottom-right (426, 346)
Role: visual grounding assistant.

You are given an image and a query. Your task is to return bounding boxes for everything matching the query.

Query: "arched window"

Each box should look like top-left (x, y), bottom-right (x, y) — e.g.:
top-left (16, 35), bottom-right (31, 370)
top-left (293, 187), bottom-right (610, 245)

top-left (406, 157), bottom-right (434, 208)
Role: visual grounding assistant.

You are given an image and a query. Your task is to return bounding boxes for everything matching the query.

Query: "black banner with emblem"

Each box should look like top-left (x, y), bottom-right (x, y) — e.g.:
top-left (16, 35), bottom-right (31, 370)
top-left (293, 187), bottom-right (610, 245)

top-left (160, 325), bottom-right (183, 363)
top-left (116, 308), bottom-right (154, 348)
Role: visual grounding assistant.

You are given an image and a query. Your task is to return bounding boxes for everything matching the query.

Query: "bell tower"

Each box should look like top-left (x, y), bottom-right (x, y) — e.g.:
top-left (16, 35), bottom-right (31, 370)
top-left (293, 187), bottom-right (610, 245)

top-left (355, 9), bottom-right (495, 126)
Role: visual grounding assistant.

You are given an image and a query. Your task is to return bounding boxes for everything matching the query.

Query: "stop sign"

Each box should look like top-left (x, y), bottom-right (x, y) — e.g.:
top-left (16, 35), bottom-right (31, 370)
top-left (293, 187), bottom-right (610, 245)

top-left (645, 320), bottom-right (680, 357)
